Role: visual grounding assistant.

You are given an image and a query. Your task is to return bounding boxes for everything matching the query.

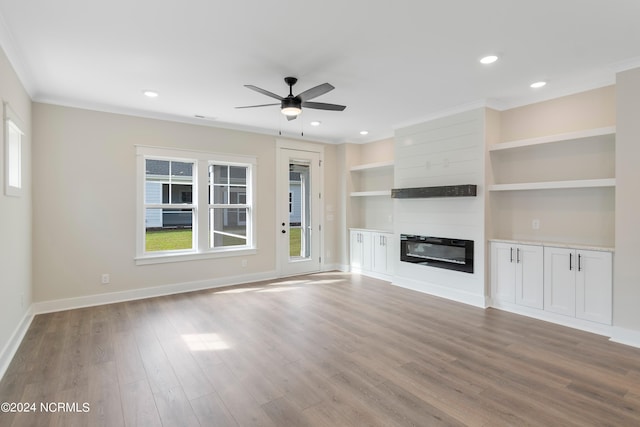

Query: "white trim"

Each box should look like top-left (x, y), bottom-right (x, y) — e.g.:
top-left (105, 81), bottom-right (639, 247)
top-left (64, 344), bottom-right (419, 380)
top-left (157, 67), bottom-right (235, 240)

top-left (4, 102), bottom-right (25, 197)
top-left (135, 248), bottom-right (258, 265)
top-left (322, 263), bottom-right (347, 273)
top-left (609, 327), bottom-right (640, 349)
top-left (0, 309), bottom-right (34, 380)
top-left (610, 56), bottom-right (640, 74)
top-left (391, 276), bottom-right (488, 308)
top-left (490, 299), bottom-right (613, 338)
top-left (0, 12), bottom-right (35, 96)
top-left (31, 270), bottom-right (277, 315)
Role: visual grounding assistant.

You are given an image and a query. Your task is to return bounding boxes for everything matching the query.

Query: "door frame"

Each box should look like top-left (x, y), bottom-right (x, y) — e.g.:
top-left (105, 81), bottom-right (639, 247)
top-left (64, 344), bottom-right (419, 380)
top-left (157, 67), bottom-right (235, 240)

top-left (276, 139), bottom-right (324, 277)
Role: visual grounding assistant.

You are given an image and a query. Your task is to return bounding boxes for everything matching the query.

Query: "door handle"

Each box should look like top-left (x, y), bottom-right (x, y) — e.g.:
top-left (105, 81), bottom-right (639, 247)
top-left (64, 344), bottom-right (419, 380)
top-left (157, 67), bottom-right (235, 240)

top-left (510, 247), bottom-right (513, 263)
top-left (516, 248), bottom-right (520, 263)
top-left (569, 253), bottom-right (573, 271)
top-left (578, 253), bottom-right (582, 272)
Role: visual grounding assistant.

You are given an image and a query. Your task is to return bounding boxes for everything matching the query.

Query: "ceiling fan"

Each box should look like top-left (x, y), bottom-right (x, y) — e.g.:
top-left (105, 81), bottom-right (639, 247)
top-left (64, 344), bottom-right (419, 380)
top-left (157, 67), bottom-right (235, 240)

top-left (237, 77), bottom-right (346, 120)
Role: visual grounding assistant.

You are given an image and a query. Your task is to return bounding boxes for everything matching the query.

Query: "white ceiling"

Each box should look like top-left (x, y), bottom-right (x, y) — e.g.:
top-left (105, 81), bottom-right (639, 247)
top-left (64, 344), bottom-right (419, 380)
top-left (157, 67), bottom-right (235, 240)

top-left (1, 0), bottom-right (639, 144)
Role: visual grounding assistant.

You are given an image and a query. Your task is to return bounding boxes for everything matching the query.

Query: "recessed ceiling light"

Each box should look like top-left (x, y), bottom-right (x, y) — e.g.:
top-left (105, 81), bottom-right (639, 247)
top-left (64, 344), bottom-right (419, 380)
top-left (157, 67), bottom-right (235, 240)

top-left (530, 81), bottom-right (547, 89)
top-left (310, 121), bottom-right (321, 127)
top-left (480, 55), bottom-right (498, 65)
top-left (360, 130), bottom-right (369, 135)
top-left (143, 90), bottom-right (159, 98)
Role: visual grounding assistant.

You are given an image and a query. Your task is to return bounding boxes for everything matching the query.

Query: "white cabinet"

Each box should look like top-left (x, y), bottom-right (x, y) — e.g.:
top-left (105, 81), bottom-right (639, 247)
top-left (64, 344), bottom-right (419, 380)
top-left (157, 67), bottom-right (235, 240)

top-left (372, 232), bottom-right (394, 276)
top-left (544, 247), bottom-right (576, 316)
top-left (491, 242), bottom-right (543, 309)
top-left (350, 229), bottom-right (394, 279)
top-left (544, 247), bottom-right (612, 324)
top-left (350, 230), bottom-right (371, 271)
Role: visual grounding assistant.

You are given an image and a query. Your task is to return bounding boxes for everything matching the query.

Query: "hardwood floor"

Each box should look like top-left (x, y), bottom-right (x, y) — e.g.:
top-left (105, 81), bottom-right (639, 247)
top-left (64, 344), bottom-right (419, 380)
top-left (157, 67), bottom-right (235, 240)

top-left (2, 272), bottom-right (640, 426)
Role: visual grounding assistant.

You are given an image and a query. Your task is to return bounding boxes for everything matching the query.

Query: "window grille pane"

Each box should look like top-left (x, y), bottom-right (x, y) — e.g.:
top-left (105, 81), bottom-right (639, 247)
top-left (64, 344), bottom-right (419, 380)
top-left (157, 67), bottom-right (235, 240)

top-left (213, 185), bottom-right (228, 204)
top-left (210, 208), bottom-right (248, 248)
top-left (229, 186), bottom-right (246, 204)
top-left (145, 208), bottom-right (193, 252)
top-left (212, 165), bottom-right (228, 185)
top-left (146, 159), bottom-right (193, 205)
top-left (229, 166), bottom-right (247, 185)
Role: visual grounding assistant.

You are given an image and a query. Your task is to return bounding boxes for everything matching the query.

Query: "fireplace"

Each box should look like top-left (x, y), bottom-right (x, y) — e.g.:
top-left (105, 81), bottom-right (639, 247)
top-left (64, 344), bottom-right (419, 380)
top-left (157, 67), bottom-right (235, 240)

top-left (400, 234), bottom-right (474, 273)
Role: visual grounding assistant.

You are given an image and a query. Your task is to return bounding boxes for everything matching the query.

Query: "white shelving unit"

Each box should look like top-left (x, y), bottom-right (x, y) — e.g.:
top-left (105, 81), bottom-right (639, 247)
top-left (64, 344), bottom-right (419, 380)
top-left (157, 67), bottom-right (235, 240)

top-left (488, 126), bottom-right (615, 152)
top-left (488, 125), bottom-right (616, 248)
top-left (350, 190), bottom-right (392, 197)
top-left (349, 160), bottom-right (394, 172)
top-left (349, 160), bottom-right (394, 197)
top-left (489, 178), bottom-right (616, 192)
top-left (489, 126), bottom-right (616, 192)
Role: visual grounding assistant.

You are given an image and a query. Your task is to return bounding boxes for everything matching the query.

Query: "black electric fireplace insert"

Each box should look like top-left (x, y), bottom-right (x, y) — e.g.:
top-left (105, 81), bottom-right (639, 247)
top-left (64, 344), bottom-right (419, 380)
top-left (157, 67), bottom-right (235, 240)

top-left (400, 234), bottom-right (474, 273)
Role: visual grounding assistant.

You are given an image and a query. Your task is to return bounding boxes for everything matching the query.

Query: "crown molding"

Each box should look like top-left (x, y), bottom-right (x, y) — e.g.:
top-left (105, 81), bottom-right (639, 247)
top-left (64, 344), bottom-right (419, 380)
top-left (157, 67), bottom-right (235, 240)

top-left (0, 11), bottom-right (35, 97)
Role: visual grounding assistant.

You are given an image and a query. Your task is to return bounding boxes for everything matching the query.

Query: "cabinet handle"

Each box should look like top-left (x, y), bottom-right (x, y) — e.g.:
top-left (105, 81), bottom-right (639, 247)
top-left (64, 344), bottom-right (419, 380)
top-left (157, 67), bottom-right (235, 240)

top-left (510, 247), bottom-right (514, 263)
top-left (516, 248), bottom-right (520, 263)
top-left (570, 253), bottom-right (573, 271)
top-left (578, 253), bottom-right (582, 272)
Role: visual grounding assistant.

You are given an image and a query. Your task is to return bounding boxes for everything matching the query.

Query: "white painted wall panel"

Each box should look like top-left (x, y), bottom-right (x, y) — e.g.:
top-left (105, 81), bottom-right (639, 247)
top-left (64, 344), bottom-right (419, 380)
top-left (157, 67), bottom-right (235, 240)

top-left (393, 108), bottom-right (486, 304)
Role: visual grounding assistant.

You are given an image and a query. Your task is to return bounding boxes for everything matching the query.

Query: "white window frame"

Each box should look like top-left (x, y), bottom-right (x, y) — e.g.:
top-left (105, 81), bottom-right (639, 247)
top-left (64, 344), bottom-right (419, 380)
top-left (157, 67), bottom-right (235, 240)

top-left (4, 102), bottom-right (25, 197)
top-left (136, 146), bottom-right (257, 265)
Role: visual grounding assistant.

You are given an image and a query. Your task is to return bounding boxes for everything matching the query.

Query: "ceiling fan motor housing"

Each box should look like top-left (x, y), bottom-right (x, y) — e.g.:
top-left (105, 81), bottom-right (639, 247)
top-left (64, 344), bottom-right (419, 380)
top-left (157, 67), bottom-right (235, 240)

top-left (281, 96), bottom-right (302, 110)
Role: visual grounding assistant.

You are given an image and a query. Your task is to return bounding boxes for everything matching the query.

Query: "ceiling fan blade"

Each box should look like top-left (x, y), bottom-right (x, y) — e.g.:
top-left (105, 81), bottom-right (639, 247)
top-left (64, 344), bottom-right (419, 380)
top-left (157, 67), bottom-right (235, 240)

top-left (244, 85), bottom-right (283, 101)
top-left (302, 101), bottom-right (346, 111)
top-left (286, 114), bottom-right (297, 121)
top-left (235, 103), bottom-right (280, 109)
top-left (297, 83), bottom-right (334, 101)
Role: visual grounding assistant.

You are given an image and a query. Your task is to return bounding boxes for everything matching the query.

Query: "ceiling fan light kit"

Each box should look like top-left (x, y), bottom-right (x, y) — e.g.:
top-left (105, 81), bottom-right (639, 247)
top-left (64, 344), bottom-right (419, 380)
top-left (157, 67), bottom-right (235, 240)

top-left (238, 76), bottom-right (346, 121)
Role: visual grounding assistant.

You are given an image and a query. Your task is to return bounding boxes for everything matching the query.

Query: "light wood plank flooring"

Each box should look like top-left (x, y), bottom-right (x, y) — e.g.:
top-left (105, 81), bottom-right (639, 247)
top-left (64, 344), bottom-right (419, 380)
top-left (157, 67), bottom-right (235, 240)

top-left (2, 272), bottom-right (640, 426)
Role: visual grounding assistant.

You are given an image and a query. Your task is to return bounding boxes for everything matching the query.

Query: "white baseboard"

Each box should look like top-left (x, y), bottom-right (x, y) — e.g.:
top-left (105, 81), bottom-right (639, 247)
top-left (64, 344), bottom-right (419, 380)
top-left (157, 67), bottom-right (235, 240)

top-left (0, 309), bottom-right (34, 380)
top-left (609, 326), bottom-right (640, 349)
top-left (31, 270), bottom-right (278, 315)
top-left (490, 300), bottom-right (613, 338)
top-left (391, 276), bottom-right (488, 308)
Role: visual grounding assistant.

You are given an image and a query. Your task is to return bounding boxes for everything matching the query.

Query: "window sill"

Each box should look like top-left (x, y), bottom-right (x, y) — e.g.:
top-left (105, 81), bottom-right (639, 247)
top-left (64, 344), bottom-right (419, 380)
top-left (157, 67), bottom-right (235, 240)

top-left (135, 248), bottom-right (257, 266)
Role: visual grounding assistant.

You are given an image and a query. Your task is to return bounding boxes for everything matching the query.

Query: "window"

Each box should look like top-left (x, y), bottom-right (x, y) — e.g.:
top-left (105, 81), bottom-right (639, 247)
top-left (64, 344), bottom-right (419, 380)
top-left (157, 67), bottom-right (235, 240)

top-left (209, 164), bottom-right (250, 248)
top-left (144, 159), bottom-right (195, 252)
top-left (4, 102), bottom-right (24, 197)
top-left (136, 146), bottom-right (256, 264)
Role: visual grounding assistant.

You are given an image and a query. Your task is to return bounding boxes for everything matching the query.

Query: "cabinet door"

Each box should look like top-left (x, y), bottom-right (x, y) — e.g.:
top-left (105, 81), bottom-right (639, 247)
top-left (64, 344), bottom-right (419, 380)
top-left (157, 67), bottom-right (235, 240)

top-left (361, 231), bottom-right (372, 271)
top-left (350, 231), bottom-right (365, 270)
top-left (491, 242), bottom-right (516, 303)
top-left (385, 234), bottom-right (395, 275)
top-left (515, 245), bottom-right (544, 309)
top-left (544, 247), bottom-right (576, 316)
top-left (576, 250), bottom-right (612, 324)
top-left (372, 233), bottom-right (394, 275)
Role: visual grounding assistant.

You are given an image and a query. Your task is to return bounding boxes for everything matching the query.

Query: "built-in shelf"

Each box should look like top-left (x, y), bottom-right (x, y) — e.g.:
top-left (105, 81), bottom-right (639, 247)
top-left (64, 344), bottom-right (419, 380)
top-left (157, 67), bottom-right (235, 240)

top-left (489, 178), bottom-right (616, 192)
top-left (350, 160), bottom-right (394, 172)
top-left (350, 190), bottom-right (392, 197)
top-left (489, 126), bottom-right (616, 152)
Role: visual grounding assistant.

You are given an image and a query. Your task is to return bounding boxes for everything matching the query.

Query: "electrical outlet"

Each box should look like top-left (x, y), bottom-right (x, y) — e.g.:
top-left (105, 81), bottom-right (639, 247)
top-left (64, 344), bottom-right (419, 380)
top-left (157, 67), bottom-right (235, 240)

top-left (532, 219), bottom-right (540, 230)
top-left (101, 273), bottom-right (110, 284)
top-left (241, 259), bottom-right (248, 267)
